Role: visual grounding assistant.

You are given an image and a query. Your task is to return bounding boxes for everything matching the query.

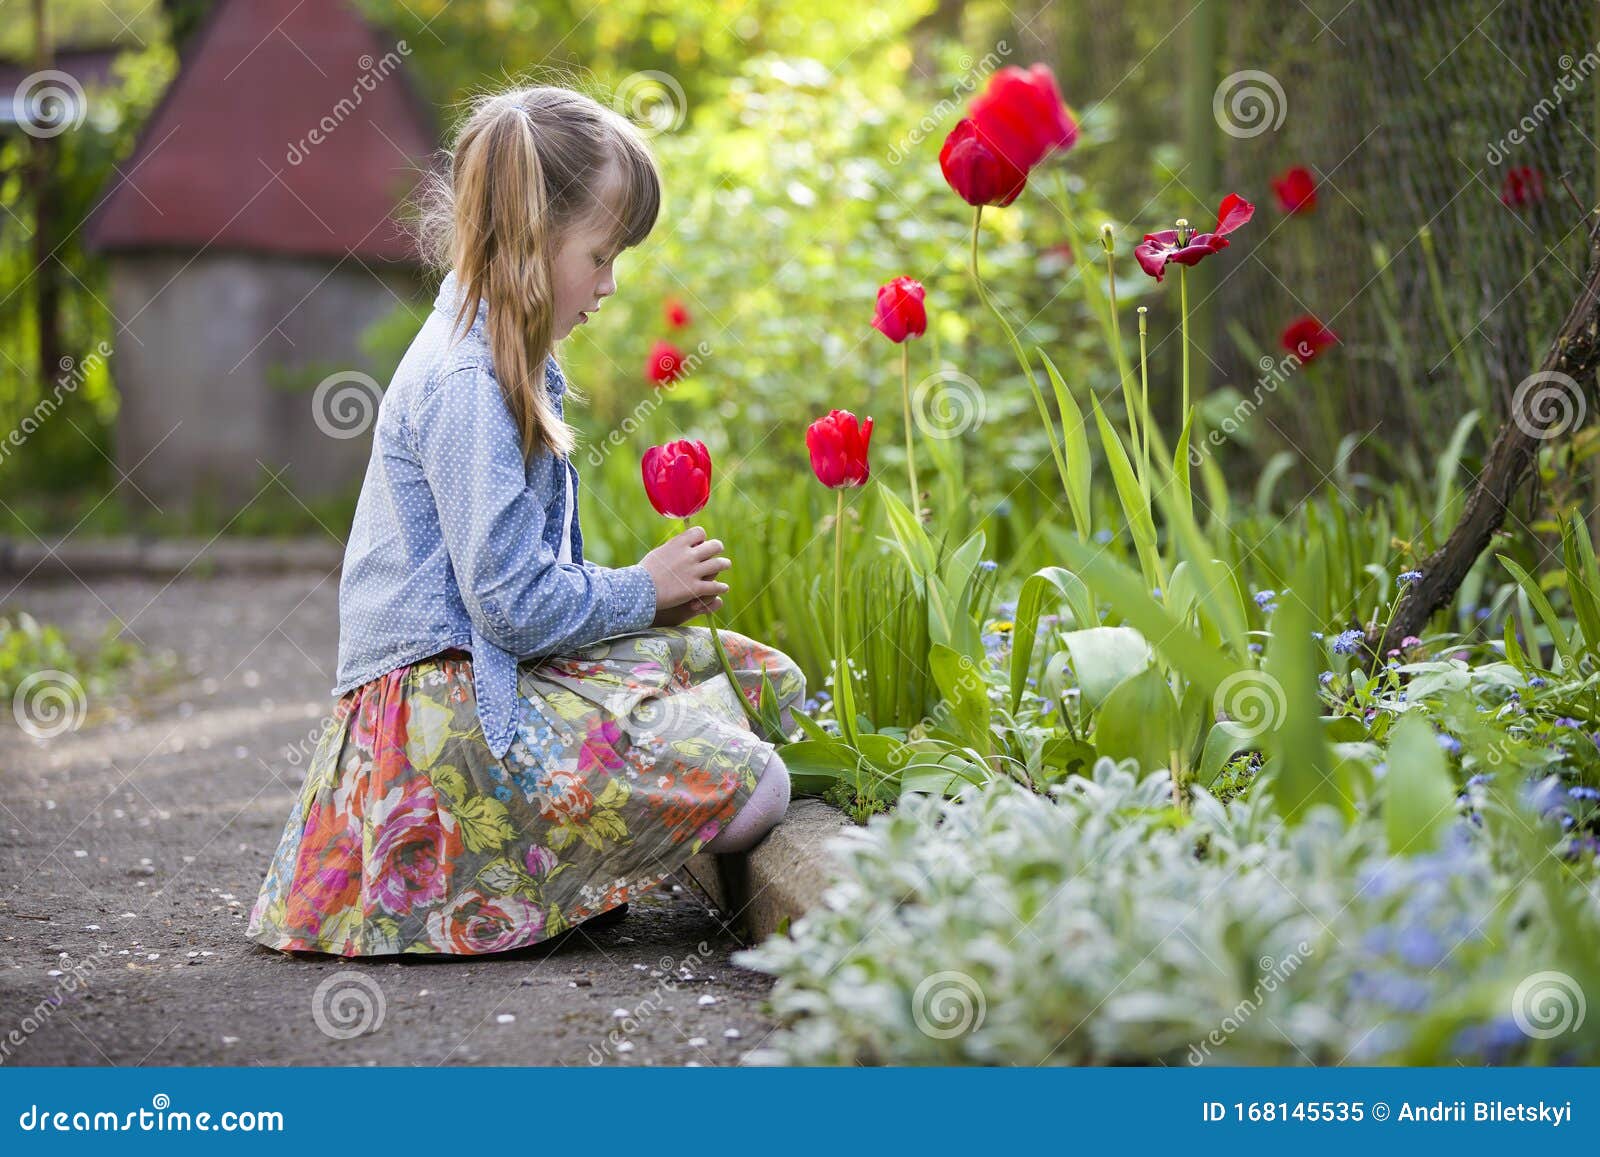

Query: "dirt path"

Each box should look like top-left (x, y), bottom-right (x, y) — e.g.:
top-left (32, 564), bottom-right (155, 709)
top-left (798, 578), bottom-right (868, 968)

top-left (0, 570), bottom-right (777, 1066)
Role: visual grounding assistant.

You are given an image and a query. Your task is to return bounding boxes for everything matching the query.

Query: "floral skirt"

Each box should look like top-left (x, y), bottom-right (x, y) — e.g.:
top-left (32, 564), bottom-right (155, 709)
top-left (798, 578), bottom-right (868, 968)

top-left (247, 626), bottom-right (806, 957)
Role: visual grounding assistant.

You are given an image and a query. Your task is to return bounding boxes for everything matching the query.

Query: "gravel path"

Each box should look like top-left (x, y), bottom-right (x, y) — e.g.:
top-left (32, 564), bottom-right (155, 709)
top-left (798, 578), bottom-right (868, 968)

top-left (0, 570), bottom-right (778, 1066)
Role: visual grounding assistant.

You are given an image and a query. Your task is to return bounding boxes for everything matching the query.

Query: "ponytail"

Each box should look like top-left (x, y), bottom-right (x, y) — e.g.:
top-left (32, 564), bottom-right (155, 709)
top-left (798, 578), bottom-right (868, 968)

top-left (415, 84), bottom-right (661, 461)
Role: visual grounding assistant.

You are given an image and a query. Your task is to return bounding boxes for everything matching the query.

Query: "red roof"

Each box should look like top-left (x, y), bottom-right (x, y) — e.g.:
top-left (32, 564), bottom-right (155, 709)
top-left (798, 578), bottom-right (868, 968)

top-left (85, 0), bottom-right (436, 263)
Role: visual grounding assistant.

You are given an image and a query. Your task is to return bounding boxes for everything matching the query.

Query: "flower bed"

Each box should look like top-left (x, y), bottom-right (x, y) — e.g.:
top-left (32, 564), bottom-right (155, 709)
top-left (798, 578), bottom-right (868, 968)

top-left (736, 762), bottom-right (1600, 1066)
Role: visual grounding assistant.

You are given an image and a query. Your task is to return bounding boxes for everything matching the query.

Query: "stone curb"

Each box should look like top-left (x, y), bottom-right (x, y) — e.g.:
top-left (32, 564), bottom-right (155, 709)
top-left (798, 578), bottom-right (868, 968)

top-left (0, 536), bottom-right (345, 579)
top-left (679, 798), bottom-right (855, 946)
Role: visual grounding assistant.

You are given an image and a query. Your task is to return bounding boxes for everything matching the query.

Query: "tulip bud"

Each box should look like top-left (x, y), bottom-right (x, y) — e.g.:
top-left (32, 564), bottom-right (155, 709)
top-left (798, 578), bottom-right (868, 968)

top-left (805, 410), bottom-right (874, 489)
top-left (871, 276), bottom-right (927, 344)
top-left (1099, 223), bottom-right (1115, 255)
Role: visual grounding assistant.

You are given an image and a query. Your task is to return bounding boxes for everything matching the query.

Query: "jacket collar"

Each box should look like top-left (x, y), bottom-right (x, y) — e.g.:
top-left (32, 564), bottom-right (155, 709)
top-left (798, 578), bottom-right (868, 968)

top-left (433, 269), bottom-right (567, 398)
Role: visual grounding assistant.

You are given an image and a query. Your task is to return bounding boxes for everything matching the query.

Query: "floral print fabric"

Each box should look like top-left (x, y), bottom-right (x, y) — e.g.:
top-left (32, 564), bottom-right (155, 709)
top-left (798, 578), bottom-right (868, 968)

top-left (247, 626), bottom-right (805, 956)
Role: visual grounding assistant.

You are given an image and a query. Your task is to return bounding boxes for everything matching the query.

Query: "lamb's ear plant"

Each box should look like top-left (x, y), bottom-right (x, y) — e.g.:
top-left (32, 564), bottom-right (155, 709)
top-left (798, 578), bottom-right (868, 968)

top-left (734, 760), bottom-right (1598, 1067)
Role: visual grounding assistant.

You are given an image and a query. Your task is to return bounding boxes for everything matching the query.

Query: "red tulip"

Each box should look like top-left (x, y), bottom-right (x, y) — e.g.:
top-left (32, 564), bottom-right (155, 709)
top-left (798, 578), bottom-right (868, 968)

top-left (939, 118), bottom-right (1027, 207)
top-left (1280, 315), bottom-right (1339, 364)
top-left (871, 276), bottom-right (927, 343)
top-left (1134, 193), bottom-right (1256, 283)
top-left (664, 298), bottom-right (691, 329)
top-left (1271, 166), bottom-right (1317, 214)
top-left (806, 409), bottom-right (873, 489)
top-left (967, 63), bottom-right (1078, 172)
top-left (1500, 166), bottom-right (1544, 208)
top-left (646, 339), bottom-right (686, 386)
top-left (641, 439), bottom-right (712, 518)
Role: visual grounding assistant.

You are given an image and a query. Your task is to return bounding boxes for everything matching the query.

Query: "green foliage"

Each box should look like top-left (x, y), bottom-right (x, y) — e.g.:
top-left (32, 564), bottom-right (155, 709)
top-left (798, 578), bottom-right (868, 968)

top-left (0, 611), bottom-right (139, 705)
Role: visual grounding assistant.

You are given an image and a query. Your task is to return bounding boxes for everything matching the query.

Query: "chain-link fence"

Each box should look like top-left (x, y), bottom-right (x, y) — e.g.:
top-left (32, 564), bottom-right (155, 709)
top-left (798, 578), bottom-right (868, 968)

top-left (1023, 0), bottom-right (1599, 473)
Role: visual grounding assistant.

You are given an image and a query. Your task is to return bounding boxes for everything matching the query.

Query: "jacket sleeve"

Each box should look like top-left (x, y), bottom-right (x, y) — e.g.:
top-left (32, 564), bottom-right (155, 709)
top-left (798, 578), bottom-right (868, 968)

top-left (411, 361), bottom-right (657, 658)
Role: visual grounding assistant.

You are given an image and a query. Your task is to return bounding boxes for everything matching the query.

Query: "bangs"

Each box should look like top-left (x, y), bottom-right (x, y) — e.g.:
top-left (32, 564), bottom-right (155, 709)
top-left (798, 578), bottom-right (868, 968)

top-left (593, 134), bottom-right (660, 254)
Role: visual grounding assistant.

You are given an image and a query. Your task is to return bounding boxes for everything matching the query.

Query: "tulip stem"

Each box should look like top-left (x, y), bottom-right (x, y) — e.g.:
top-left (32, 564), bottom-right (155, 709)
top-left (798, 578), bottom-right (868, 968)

top-left (901, 341), bottom-right (921, 523)
top-left (970, 205), bottom-right (1072, 513)
top-left (1179, 264), bottom-right (1191, 421)
top-left (1102, 242), bottom-right (1144, 497)
top-left (707, 608), bottom-right (772, 743)
top-left (1138, 307), bottom-right (1151, 495)
top-left (833, 488), bottom-right (844, 647)
top-left (832, 487), bottom-right (846, 734)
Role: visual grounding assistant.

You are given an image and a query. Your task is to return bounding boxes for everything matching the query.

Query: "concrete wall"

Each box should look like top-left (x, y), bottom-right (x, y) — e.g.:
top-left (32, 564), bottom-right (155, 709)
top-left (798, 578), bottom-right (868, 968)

top-left (107, 251), bottom-right (423, 509)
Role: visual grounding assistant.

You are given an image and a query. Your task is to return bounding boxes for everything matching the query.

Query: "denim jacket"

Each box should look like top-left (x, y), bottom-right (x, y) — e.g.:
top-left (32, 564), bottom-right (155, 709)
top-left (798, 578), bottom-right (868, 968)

top-left (332, 270), bottom-right (659, 757)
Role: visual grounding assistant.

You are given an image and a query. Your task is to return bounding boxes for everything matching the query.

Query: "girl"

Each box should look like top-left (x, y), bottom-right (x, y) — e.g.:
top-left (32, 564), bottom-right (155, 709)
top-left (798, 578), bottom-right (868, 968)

top-left (246, 84), bottom-right (806, 958)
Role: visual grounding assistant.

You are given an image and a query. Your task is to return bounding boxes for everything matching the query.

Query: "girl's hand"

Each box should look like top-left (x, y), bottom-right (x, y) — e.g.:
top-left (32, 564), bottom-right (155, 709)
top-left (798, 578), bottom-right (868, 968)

top-left (640, 525), bottom-right (730, 611)
top-left (652, 593), bottom-right (723, 628)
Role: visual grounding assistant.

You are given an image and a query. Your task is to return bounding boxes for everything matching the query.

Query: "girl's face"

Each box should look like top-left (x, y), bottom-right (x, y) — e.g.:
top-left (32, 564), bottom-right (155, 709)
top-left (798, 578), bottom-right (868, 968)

top-left (550, 164), bottom-right (625, 340)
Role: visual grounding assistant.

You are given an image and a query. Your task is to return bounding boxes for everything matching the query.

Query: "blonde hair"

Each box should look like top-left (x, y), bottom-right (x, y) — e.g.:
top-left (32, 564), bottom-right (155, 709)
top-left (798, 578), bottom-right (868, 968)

top-left (417, 84), bottom-right (661, 459)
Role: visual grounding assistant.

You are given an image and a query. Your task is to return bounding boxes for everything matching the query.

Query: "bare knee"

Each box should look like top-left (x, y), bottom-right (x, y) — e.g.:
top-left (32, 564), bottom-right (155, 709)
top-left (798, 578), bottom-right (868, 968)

top-left (703, 751), bottom-right (790, 853)
top-left (763, 752), bottom-right (791, 814)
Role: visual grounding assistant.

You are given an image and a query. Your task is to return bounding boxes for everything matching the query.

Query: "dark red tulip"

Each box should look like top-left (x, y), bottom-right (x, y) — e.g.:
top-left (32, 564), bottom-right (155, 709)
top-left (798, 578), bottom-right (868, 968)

top-left (939, 118), bottom-right (1027, 207)
top-left (806, 409), bottom-right (874, 489)
top-left (646, 339), bottom-right (686, 386)
top-left (1500, 166), bottom-right (1544, 208)
top-left (1271, 166), bottom-right (1317, 214)
top-left (664, 298), bottom-right (691, 329)
top-left (641, 439), bottom-right (712, 518)
top-left (967, 63), bottom-right (1078, 172)
top-left (1134, 193), bottom-right (1256, 283)
top-left (1280, 315), bottom-right (1339, 364)
top-left (871, 276), bottom-right (927, 343)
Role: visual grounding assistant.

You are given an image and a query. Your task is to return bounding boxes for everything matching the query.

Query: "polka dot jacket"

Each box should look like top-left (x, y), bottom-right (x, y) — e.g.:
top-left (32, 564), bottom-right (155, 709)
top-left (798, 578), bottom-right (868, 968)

top-left (332, 269), bottom-right (659, 758)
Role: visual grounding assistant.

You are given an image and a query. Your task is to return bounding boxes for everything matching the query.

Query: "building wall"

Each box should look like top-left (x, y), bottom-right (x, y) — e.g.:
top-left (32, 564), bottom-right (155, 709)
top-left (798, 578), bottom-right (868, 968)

top-left (107, 252), bottom-right (423, 509)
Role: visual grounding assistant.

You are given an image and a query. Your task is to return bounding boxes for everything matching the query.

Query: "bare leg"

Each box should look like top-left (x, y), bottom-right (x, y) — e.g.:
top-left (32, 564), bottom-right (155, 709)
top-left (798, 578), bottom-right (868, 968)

top-left (702, 750), bottom-right (791, 853)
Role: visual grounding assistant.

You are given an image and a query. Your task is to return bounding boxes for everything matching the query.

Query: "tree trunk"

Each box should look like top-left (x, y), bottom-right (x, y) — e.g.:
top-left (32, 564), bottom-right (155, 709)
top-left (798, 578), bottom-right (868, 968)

top-left (1366, 208), bottom-right (1600, 660)
top-left (29, 0), bottom-right (62, 396)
